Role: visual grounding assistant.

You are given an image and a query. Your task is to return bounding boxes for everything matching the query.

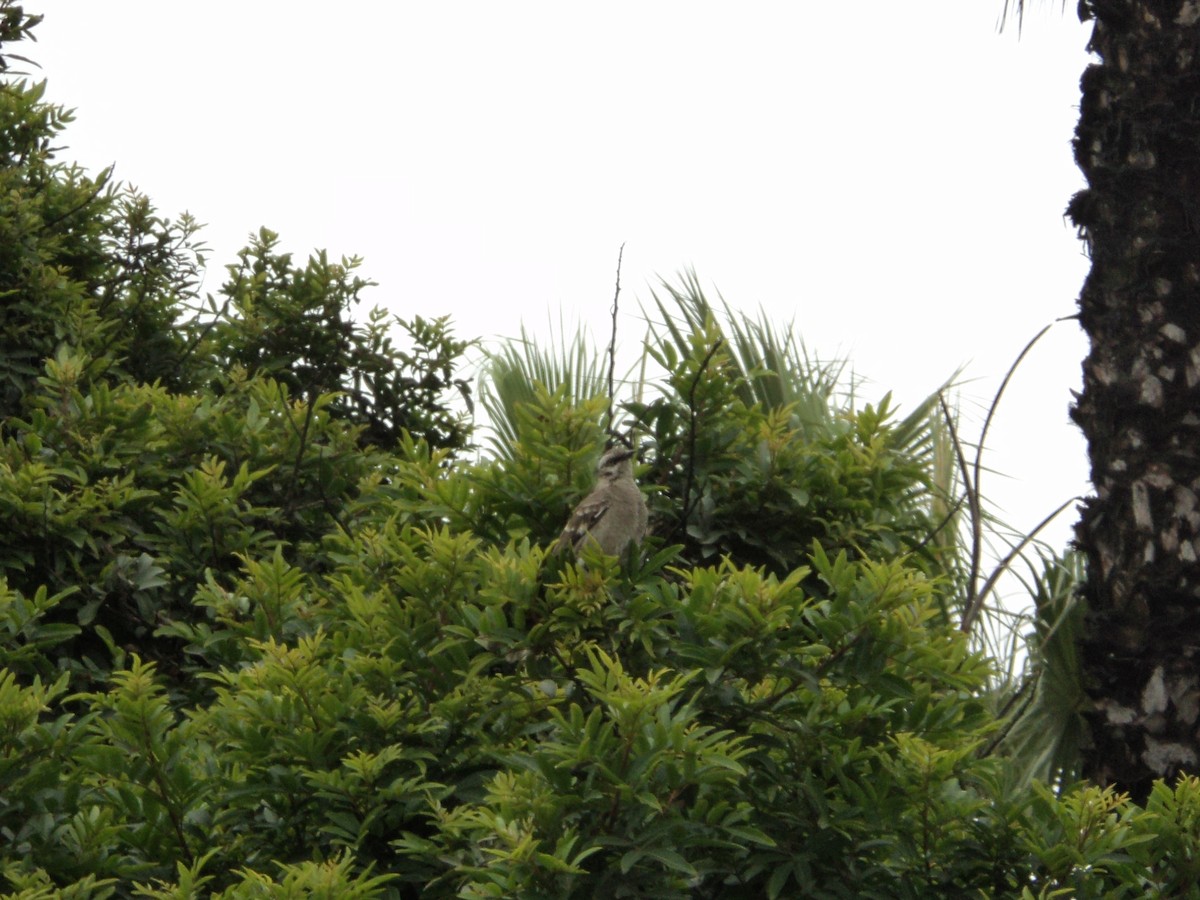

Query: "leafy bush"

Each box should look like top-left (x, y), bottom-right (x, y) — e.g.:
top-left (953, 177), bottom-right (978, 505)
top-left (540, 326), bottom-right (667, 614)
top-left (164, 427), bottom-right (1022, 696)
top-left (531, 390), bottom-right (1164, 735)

top-left (628, 280), bottom-right (953, 585)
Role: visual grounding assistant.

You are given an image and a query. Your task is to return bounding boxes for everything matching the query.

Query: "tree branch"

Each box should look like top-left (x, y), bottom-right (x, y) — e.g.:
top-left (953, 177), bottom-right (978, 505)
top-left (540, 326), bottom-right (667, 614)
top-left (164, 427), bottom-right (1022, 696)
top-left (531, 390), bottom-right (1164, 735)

top-left (606, 243), bottom-right (624, 438)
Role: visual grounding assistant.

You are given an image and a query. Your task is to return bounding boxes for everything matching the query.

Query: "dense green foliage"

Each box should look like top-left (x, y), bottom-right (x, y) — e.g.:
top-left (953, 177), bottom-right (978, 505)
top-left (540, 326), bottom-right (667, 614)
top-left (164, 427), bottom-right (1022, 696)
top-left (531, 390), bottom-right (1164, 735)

top-left (2, 6), bottom-right (1199, 898)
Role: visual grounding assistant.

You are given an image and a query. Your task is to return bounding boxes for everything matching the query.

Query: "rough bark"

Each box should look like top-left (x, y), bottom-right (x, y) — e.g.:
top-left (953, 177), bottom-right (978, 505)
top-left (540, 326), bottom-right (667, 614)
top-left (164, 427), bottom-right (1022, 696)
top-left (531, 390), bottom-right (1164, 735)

top-left (1069, 0), bottom-right (1200, 802)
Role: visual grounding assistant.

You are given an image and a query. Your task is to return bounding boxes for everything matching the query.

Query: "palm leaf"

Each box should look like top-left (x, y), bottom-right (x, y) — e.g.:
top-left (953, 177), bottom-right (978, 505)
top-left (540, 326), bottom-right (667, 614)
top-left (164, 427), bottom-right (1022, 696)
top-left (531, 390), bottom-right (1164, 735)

top-left (479, 321), bottom-right (611, 459)
top-left (643, 270), bottom-right (849, 436)
top-left (988, 550), bottom-right (1086, 789)
top-left (479, 315), bottom-right (652, 459)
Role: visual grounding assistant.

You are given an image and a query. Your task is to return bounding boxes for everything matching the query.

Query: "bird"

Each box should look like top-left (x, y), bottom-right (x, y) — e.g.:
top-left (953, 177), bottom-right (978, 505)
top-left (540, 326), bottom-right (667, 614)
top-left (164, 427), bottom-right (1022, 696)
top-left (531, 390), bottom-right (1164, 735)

top-left (555, 445), bottom-right (648, 557)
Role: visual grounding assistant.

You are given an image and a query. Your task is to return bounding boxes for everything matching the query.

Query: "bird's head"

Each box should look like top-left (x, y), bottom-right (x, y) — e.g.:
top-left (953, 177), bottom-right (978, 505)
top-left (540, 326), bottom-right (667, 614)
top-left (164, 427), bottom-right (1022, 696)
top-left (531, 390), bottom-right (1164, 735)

top-left (596, 445), bottom-right (636, 481)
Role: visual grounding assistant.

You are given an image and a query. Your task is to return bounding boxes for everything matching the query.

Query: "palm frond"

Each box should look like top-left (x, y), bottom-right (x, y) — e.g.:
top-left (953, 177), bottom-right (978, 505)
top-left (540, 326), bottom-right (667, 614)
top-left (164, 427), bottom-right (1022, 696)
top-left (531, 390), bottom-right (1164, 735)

top-left (644, 270), bottom-right (849, 436)
top-left (999, 0), bottom-right (1069, 34)
top-left (988, 551), bottom-right (1086, 790)
top-left (479, 321), bottom-right (610, 459)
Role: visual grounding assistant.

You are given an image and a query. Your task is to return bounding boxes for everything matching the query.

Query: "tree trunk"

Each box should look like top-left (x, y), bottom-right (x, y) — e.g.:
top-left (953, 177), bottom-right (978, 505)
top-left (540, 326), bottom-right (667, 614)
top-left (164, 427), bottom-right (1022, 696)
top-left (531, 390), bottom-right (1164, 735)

top-left (1069, 0), bottom-right (1200, 802)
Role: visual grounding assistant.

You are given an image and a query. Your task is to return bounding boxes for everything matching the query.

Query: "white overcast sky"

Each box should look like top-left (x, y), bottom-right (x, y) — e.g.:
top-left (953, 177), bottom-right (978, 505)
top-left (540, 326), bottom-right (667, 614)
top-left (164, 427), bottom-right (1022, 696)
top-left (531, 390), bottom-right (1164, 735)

top-left (35, 2), bottom-right (1093, 572)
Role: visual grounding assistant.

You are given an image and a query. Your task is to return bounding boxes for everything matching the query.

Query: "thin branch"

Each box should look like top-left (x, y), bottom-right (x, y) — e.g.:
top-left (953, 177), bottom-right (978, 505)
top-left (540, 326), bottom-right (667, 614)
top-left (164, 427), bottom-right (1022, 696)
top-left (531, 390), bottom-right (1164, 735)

top-left (911, 493), bottom-right (970, 555)
top-left (980, 674), bottom-right (1039, 758)
top-left (939, 393), bottom-right (983, 626)
top-left (176, 290), bottom-right (236, 374)
top-left (961, 495), bottom-right (1079, 633)
top-left (972, 323), bottom-right (1053, 520)
top-left (678, 339), bottom-right (724, 538)
top-left (950, 321), bottom-right (1058, 634)
top-left (292, 397), bottom-right (316, 475)
top-left (605, 243), bottom-right (624, 438)
top-left (36, 168), bottom-right (111, 233)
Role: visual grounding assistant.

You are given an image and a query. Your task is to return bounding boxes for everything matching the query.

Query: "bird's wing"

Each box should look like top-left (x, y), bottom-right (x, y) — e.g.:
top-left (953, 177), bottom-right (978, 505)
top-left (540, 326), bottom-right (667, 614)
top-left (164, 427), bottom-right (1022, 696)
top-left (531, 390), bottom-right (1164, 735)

top-left (557, 494), bottom-right (610, 551)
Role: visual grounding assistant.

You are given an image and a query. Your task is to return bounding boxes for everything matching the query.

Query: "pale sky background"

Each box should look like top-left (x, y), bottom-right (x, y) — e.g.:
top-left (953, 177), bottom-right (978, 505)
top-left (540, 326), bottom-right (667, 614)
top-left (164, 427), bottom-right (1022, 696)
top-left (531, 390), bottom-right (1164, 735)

top-left (35, 2), bottom-right (1093, 604)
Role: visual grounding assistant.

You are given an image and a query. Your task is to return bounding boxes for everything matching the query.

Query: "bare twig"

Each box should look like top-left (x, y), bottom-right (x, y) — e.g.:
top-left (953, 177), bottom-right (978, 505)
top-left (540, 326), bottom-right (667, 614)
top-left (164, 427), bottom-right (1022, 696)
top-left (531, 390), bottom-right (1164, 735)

top-left (946, 321), bottom-right (1058, 634)
top-left (980, 675), bottom-right (1039, 758)
top-left (36, 168), bottom-right (111, 233)
top-left (606, 243), bottom-right (624, 438)
top-left (939, 393), bottom-right (984, 626)
top-left (290, 395), bottom-right (317, 487)
top-left (973, 323), bottom-right (1053, 525)
top-left (176, 290), bottom-right (236, 374)
top-left (912, 493), bottom-right (970, 555)
top-left (679, 339), bottom-right (724, 537)
top-left (962, 495), bottom-right (1079, 633)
